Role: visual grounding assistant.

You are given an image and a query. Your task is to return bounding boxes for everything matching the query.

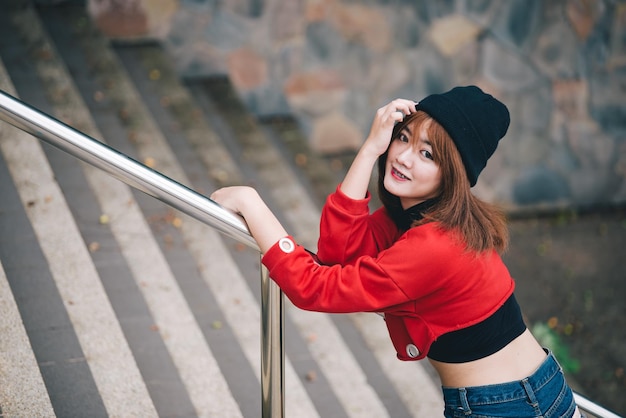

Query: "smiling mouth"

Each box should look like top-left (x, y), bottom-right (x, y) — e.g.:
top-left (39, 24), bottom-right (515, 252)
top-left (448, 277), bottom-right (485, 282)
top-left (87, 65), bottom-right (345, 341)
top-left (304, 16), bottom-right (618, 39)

top-left (391, 167), bottom-right (410, 181)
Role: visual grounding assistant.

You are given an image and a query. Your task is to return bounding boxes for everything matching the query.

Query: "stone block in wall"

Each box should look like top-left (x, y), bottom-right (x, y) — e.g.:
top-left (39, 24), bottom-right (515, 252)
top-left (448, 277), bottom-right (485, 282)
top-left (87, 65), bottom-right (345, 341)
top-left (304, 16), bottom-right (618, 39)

top-left (531, 21), bottom-right (579, 79)
top-left (512, 166), bottom-right (571, 206)
top-left (566, 0), bottom-right (604, 41)
top-left (310, 112), bottom-right (362, 155)
top-left (463, 0), bottom-right (500, 26)
top-left (87, 0), bottom-right (178, 40)
top-left (507, 83), bottom-right (552, 143)
top-left (283, 69), bottom-right (346, 117)
top-left (228, 47), bottom-right (268, 91)
top-left (408, 1), bottom-right (456, 26)
top-left (549, 79), bottom-right (618, 204)
top-left (323, 3), bottom-right (392, 54)
top-left (490, 0), bottom-right (542, 50)
top-left (589, 71), bottom-right (626, 134)
top-left (305, 20), bottom-right (345, 62)
top-left (283, 69), bottom-right (362, 153)
top-left (606, 3), bottom-right (626, 70)
top-left (166, 8), bottom-right (226, 76)
top-left (403, 46), bottom-right (452, 98)
top-left (428, 14), bottom-right (482, 56)
top-left (482, 39), bottom-right (540, 91)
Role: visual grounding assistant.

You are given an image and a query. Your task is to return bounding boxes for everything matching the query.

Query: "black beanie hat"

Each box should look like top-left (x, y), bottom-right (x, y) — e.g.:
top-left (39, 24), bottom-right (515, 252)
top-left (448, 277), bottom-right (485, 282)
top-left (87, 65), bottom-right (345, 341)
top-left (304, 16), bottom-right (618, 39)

top-left (416, 85), bottom-right (510, 187)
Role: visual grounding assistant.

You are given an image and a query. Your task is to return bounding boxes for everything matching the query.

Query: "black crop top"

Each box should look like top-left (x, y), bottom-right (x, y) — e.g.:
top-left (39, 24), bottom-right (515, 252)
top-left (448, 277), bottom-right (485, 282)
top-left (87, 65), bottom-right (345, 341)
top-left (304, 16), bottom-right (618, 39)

top-left (427, 294), bottom-right (526, 363)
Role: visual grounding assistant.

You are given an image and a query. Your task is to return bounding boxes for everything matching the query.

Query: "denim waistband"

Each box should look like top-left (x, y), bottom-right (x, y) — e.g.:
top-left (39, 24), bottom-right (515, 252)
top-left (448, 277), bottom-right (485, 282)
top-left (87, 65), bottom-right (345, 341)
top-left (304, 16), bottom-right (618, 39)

top-left (442, 349), bottom-right (562, 406)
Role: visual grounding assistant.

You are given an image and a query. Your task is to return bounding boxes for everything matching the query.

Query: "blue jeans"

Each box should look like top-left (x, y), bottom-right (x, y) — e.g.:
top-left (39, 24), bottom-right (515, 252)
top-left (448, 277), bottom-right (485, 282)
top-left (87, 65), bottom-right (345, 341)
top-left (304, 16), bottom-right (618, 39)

top-left (442, 350), bottom-right (579, 417)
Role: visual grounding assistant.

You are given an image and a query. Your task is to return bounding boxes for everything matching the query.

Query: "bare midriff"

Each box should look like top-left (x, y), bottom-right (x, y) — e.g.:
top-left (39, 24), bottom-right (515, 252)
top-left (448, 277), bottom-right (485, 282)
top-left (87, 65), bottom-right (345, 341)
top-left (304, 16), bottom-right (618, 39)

top-left (429, 329), bottom-right (548, 388)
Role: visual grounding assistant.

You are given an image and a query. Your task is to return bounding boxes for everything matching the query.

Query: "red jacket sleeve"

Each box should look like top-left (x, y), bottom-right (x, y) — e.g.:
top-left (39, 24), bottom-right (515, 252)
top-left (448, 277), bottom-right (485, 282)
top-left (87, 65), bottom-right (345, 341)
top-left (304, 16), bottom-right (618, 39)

top-left (317, 186), bottom-right (400, 265)
top-left (261, 224), bottom-right (487, 314)
top-left (262, 237), bottom-right (411, 313)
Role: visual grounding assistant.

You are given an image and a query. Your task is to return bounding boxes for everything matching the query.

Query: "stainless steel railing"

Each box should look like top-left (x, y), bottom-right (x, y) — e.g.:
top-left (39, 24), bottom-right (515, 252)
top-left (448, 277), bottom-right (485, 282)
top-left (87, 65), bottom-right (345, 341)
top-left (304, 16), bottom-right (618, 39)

top-left (574, 393), bottom-right (622, 418)
top-left (0, 89), bottom-right (622, 418)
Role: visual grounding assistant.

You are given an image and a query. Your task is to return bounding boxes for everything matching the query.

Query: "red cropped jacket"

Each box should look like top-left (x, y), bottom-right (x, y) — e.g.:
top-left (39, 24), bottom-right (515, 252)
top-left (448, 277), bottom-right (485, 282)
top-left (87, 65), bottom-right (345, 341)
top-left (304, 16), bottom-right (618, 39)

top-left (261, 187), bottom-right (515, 361)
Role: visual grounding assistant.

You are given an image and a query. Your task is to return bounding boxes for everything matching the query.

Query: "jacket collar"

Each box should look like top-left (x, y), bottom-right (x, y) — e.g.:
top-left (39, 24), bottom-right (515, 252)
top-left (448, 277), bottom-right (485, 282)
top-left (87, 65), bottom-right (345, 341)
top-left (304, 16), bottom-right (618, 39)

top-left (390, 198), bottom-right (439, 231)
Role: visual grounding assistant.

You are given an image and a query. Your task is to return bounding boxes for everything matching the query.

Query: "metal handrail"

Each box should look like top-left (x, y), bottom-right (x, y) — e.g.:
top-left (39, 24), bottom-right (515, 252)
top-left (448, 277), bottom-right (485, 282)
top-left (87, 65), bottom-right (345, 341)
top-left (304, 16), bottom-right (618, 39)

top-left (574, 393), bottom-right (622, 418)
top-left (0, 89), bottom-right (622, 418)
top-left (0, 91), bottom-right (256, 250)
top-left (0, 89), bottom-right (284, 417)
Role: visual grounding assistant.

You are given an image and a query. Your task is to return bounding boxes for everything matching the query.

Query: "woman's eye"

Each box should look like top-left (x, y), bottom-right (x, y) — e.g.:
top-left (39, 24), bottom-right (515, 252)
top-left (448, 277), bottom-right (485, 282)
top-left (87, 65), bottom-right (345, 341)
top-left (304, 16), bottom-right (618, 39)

top-left (421, 150), bottom-right (434, 160)
top-left (398, 133), bottom-right (409, 143)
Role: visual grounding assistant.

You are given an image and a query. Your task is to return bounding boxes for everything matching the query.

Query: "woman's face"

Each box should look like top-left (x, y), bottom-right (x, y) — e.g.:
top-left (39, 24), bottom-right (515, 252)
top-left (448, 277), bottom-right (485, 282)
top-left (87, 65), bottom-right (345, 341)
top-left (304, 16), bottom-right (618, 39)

top-left (384, 120), bottom-right (442, 209)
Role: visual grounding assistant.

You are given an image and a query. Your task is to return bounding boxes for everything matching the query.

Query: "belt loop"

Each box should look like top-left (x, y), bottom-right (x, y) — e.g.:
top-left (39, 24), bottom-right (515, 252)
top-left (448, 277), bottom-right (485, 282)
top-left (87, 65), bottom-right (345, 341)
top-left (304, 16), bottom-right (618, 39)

top-left (521, 378), bottom-right (541, 414)
top-left (458, 387), bottom-right (472, 415)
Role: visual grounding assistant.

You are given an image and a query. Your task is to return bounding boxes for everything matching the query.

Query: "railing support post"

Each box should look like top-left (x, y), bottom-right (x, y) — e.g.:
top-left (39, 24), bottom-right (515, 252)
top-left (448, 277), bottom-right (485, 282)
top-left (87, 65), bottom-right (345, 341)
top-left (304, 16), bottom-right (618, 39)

top-left (260, 262), bottom-right (285, 418)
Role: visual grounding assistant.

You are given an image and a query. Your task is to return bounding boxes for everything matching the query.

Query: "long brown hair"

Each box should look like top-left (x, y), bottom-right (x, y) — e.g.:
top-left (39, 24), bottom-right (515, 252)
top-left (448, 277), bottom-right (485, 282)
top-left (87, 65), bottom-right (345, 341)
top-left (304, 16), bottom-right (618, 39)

top-left (377, 111), bottom-right (509, 253)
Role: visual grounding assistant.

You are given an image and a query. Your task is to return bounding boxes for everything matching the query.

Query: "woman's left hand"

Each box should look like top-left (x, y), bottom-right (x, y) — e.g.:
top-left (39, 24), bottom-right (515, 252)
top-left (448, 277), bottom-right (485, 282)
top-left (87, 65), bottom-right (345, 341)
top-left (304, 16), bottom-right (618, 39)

top-left (210, 186), bottom-right (256, 215)
top-left (210, 186), bottom-right (289, 253)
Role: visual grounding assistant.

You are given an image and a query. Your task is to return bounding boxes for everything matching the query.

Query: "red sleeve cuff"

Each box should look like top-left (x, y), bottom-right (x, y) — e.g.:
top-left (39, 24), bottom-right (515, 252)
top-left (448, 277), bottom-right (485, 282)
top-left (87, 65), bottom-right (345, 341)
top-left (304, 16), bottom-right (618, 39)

top-left (262, 235), bottom-right (298, 270)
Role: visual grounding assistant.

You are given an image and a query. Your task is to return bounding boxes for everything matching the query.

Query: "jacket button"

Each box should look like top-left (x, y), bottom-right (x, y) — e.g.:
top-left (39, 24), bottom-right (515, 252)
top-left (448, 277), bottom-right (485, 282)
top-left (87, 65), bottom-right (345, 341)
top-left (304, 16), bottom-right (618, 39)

top-left (278, 237), bottom-right (295, 253)
top-left (406, 344), bottom-right (420, 358)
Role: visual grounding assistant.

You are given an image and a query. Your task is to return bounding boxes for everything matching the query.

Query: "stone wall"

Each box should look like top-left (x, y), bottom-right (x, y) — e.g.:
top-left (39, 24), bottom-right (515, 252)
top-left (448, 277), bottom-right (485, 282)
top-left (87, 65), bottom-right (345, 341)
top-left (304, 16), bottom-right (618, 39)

top-left (87, 0), bottom-right (626, 210)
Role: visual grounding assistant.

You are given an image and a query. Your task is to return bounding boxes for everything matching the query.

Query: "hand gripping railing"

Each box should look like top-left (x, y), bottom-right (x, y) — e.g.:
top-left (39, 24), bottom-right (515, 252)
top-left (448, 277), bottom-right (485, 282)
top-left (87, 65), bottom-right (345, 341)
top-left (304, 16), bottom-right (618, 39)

top-left (0, 90), bottom-right (284, 417)
top-left (1, 89), bottom-right (623, 418)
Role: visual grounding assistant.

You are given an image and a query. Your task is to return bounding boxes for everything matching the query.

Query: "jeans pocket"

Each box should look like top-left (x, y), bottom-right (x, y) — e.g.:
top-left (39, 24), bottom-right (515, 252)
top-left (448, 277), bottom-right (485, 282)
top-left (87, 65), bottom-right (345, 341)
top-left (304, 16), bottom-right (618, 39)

top-left (544, 371), bottom-right (576, 418)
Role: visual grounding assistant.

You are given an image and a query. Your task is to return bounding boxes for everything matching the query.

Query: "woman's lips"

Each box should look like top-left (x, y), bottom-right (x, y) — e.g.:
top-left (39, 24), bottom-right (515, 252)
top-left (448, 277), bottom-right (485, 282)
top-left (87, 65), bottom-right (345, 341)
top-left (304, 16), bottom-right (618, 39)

top-left (391, 167), bottom-right (410, 181)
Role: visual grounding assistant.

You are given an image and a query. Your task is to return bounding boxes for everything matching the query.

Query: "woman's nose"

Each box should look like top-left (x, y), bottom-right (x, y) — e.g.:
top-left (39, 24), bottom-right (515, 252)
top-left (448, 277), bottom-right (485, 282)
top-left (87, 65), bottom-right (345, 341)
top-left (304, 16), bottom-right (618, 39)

top-left (396, 147), bottom-right (414, 167)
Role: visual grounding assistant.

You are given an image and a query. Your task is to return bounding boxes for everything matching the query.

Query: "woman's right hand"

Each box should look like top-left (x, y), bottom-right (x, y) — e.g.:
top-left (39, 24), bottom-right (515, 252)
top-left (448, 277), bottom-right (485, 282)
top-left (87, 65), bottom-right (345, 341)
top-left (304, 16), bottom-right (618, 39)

top-left (362, 99), bottom-right (417, 158)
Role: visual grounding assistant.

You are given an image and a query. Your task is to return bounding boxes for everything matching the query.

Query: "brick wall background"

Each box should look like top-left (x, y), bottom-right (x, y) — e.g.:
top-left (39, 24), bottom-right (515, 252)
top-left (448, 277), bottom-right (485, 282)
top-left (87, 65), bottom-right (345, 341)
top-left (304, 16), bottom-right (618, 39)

top-left (86, 0), bottom-right (626, 211)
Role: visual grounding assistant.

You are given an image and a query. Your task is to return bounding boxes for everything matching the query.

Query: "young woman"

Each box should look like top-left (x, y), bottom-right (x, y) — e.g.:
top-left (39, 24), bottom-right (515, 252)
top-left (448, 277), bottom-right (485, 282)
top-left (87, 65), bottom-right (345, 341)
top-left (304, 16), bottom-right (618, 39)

top-left (211, 86), bottom-right (582, 417)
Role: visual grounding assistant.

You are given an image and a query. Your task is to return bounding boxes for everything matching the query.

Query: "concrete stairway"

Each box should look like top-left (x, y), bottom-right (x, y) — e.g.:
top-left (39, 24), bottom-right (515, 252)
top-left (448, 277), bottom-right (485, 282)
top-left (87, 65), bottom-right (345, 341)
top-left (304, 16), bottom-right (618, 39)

top-left (0, 2), bottom-right (443, 417)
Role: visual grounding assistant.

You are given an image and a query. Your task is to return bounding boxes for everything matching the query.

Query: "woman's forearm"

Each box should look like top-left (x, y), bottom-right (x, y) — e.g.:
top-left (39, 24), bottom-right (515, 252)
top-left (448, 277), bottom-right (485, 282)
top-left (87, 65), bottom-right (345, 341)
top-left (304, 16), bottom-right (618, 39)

top-left (241, 197), bottom-right (288, 254)
top-left (339, 148), bottom-right (380, 200)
